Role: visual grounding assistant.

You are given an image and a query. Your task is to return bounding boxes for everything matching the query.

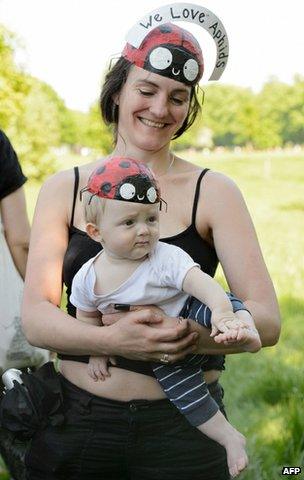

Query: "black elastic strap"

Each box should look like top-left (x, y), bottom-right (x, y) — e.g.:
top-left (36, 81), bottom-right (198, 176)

top-left (70, 167), bottom-right (79, 228)
top-left (191, 168), bottom-right (210, 225)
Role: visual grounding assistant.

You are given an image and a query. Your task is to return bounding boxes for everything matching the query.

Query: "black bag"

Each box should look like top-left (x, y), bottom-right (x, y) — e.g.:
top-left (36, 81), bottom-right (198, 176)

top-left (0, 361), bottom-right (65, 440)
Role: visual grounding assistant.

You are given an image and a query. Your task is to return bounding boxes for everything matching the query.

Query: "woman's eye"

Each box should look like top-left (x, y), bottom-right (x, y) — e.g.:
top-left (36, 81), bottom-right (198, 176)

top-left (139, 90), bottom-right (154, 96)
top-left (171, 97), bottom-right (184, 105)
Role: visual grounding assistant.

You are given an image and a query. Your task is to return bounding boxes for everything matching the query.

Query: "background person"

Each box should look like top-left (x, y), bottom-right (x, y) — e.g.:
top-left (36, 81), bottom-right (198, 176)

top-left (0, 129), bottom-right (30, 480)
top-left (0, 130), bottom-right (30, 280)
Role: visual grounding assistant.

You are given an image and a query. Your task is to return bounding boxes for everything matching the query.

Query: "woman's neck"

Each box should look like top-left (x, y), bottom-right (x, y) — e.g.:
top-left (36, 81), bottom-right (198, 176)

top-left (112, 143), bottom-right (173, 177)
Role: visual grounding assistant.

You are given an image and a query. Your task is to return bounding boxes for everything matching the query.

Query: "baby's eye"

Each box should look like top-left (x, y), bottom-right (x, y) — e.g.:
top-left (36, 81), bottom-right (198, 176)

top-left (125, 219), bottom-right (134, 226)
top-left (148, 216), bottom-right (157, 222)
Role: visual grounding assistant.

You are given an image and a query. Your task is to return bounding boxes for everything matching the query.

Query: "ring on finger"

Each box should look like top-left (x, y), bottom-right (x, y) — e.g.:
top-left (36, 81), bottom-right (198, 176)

top-left (160, 353), bottom-right (170, 364)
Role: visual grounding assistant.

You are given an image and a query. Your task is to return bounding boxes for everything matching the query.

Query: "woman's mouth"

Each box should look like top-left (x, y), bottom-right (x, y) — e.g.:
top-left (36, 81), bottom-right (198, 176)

top-left (138, 117), bottom-right (167, 129)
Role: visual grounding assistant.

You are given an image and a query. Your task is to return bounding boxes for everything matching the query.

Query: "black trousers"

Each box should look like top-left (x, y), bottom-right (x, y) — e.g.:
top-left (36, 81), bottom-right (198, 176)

top-left (25, 374), bottom-right (229, 480)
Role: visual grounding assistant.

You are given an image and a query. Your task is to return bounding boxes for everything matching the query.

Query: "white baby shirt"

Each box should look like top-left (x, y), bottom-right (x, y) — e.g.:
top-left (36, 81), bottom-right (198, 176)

top-left (70, 241), bottom-right (199, 317)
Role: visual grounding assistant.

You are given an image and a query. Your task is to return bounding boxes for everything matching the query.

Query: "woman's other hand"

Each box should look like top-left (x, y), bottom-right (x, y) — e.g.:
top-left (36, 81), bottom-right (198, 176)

top-left (103, 307), bottom-right (198, 363)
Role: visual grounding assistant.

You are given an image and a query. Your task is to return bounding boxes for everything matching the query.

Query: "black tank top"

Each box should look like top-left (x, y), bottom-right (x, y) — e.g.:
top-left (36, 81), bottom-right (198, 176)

top-left (59, 167), bottom-right (225, 375)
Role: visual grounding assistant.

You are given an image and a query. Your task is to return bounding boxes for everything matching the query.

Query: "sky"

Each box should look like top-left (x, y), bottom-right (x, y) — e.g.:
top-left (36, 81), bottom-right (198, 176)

top-left (0, 0), bottom-right (303, 112)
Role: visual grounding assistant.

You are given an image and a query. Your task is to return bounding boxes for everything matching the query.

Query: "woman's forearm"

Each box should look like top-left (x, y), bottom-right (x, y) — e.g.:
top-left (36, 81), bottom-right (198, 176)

top-left (190, 321), bottom-right (247, 354)
top-left (191, 299), bottom-right (280, 354)
top-left (22, 301), bottom-right (113, 356)
top-left (243, 300), bottom-right (281, 347)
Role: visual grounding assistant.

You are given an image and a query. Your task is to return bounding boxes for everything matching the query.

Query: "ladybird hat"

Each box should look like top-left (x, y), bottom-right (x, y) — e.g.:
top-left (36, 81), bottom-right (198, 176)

top-left (122, 22), bottom-right (204, 86)
top-left (81, 157), bottom-right (161, 205)
top-left (123, 3), bottom-right (229, 82)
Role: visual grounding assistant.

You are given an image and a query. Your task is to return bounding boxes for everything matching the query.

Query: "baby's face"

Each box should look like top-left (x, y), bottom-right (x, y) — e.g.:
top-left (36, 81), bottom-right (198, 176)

top-left (99, 200), bottom-right (160, 260)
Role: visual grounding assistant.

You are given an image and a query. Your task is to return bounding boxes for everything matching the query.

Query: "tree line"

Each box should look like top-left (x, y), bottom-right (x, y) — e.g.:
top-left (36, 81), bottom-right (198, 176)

top-left (1, 25), bottom-right (303, 180)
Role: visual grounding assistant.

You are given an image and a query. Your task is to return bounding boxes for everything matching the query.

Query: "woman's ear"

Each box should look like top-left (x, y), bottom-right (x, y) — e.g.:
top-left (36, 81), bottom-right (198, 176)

top-left (112, 93), bottom-right (120, 106)
top-left (86, 223), bottom-right (103, 243)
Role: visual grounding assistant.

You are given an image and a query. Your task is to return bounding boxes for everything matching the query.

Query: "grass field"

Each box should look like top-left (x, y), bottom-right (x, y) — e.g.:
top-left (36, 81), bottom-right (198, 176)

top-left (1, 150), bottom-right (303, 479)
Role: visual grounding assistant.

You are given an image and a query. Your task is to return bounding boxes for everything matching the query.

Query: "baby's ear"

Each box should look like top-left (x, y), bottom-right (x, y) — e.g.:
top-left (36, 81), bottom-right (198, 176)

top-left (86, 223), bottom-right (102, 243)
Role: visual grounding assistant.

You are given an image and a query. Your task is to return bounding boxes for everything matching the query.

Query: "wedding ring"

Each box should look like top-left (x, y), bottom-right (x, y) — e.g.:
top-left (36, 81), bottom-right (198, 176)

top-left (160, 353), bottom-right (170, 364)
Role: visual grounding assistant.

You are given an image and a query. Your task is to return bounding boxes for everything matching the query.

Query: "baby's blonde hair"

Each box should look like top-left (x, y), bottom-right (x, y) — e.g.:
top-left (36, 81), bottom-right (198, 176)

top-left (82, 191), bottom-right (108, 226)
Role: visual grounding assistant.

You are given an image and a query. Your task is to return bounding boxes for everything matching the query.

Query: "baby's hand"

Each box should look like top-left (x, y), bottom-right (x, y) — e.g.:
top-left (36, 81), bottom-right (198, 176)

top-left (88, 355), bottom-right (111, 382)
top-left (210, 310), bottom-right (242, 338)
top-left (214, 325), bottom-right (262, 352)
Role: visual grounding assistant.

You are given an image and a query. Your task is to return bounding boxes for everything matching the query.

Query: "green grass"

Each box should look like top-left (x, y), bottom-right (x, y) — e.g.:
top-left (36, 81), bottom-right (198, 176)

top-left (189, 150), bottom-right (304, 479)
top-left (2, 150), bottom-right (302, 479)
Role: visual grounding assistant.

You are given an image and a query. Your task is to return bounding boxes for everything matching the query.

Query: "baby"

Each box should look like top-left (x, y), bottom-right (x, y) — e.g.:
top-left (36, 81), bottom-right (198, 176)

top-left (71, 156), bottom-right (261, 478)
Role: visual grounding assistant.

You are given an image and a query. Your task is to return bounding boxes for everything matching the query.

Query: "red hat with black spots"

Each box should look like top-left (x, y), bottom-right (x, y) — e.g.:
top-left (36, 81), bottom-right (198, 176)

top-left (82, 157), bottom-right (161, 205)
top-left (122, 23), bottom-right (204, 86)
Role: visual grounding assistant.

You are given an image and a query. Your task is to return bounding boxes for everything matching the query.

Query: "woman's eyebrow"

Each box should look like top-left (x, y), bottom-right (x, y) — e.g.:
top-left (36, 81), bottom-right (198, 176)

top-left (135, 79), bottom-right (159, 88)
top-left (135, 79), bottom-right (190, 95)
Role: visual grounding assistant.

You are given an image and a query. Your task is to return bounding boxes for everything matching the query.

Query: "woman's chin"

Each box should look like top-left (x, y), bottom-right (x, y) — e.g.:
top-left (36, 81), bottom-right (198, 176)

top-left (131, 135), bottom-right (170, 152)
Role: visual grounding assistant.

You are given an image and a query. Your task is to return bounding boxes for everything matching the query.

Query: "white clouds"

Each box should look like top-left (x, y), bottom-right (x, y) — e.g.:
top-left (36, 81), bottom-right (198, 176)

top-left (1, 0), bottom-right (303, 111)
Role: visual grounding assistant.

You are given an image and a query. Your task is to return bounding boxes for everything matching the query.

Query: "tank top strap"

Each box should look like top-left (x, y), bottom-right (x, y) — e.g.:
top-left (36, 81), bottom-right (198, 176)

top-left (70, 166), bottom-right (79, 228)
top-left (191, 168), bottom-right (210, 225)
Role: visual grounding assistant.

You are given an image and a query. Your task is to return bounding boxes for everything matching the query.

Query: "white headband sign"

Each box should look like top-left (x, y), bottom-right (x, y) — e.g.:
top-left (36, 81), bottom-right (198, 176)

top-left (125, 3), bottom-right (229, 81)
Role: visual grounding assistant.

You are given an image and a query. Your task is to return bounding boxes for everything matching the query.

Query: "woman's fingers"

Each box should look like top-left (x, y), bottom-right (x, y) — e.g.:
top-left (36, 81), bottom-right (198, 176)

top-left (102, 312), bottom-right (125, 325)
top-left (153, 332), bottom-right (198, 355)
top-left (102, 305), bottom-right (165, 326)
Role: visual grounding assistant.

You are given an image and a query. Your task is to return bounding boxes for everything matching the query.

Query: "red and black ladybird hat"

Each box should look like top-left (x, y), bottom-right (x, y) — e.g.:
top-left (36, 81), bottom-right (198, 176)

top-left (81, 157), bottom-right (165, 208)
top-left (122, 23), bottom-right (203, 86)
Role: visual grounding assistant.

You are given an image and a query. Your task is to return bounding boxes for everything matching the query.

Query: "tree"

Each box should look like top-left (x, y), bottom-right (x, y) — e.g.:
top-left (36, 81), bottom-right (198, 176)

top-left (0, 25), bottom-right (30, 131)
top-left (202, 84), bottom-right (256, 147)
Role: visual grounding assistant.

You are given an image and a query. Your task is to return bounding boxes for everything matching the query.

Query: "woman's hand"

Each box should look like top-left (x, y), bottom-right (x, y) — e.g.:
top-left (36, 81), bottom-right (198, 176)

top-left (102, 304), bottom-right (161, 326)
top-left (104, 307), bottom-right (199, 363)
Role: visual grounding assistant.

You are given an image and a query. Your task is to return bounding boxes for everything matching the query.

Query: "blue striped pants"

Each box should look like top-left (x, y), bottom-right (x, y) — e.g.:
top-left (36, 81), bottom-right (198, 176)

top-left (152, 293), bottom-right (247, 426)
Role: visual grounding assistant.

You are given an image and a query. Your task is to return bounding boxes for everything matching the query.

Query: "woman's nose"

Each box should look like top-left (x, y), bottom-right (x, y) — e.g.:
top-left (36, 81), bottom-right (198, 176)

top-left (149, 94), bottom-right (169, 118)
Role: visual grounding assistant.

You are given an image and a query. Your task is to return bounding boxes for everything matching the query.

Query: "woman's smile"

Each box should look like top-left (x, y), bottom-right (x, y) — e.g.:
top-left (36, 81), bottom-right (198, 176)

top-left (138, 117), bottom-right (168, 129)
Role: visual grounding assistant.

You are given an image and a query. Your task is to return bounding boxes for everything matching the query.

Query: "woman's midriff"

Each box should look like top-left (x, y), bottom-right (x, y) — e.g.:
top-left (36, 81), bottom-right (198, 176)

top-left (59, 360), bottom-right (221, 400)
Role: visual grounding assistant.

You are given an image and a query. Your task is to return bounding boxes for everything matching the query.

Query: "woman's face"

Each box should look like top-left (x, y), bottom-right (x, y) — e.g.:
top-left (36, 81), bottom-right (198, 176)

top-left (115, 65), bottom-right (191, 152)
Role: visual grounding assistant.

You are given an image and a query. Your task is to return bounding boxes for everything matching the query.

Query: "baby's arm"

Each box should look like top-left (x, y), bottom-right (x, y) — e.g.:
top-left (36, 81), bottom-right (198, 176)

top-left (183, 267), bottom-right (236, 328)
top-left (76, 308), bottom-right (111, 381)
top-left (182, 267), bottom-right (261, 351)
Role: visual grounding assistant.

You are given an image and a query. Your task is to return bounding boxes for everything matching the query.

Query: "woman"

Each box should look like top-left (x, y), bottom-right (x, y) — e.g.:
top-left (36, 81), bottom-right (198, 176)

top-left (22, 20), bottom-right (280, 480)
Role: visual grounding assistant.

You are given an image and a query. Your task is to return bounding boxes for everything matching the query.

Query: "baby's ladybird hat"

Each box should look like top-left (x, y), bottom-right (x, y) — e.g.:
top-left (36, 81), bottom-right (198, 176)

top-left (122, 23), bottom-right (203, 86)
top-left (81, 157), bottom-right (163, 207)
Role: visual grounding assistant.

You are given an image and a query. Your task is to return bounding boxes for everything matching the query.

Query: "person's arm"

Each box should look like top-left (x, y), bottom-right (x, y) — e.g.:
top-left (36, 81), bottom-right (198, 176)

top-left (194, 171), bottom-right (280, 351)
top-left (182, 266), bottom-right (236, 331)
top-left (0, 186), bottom-right (30, 279)
top-left (22, 171), bottom-right (198, 361)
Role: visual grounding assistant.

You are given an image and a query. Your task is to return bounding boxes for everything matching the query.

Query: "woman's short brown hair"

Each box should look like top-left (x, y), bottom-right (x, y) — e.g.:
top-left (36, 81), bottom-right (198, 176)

top-left (100, 57), bottom-right (201, 141)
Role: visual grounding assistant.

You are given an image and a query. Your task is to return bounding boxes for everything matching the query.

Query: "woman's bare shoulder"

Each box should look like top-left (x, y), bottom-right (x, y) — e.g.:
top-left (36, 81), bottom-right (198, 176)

top-left (34, 168), bottom-right (78, 228)
top-left (40, 158), bottom-right (101, 191)
top-left (202, 169), bottom-right (242, 199)
top-left (39, 167), bottom-right (75, 193)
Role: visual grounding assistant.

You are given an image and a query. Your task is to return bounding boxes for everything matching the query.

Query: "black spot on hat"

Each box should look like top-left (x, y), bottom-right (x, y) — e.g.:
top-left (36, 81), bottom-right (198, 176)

top-left (119, 161), bottom-right (131, 168)
top-left (100, 182), bottom-right (112, 193)
top-left (96, 166), bottom-right (106, 174)
top-left (160, 25), bottom-right (172, 34)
